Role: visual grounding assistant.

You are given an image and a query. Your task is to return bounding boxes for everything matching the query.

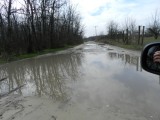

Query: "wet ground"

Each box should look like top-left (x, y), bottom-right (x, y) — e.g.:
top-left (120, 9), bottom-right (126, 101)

top-left (0, 42), bottom-right (160, 120)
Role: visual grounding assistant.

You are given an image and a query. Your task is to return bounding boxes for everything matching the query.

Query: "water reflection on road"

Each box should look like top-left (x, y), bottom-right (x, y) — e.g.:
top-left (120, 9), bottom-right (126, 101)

top-left (0, 42), bottom-right (160, 119)
top-left (0, 53), bottom-right (84, 101)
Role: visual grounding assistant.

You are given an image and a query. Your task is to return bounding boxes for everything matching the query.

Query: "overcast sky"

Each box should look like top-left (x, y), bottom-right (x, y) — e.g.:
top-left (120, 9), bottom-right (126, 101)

top-left (70, 0), bottom-right (160, 37)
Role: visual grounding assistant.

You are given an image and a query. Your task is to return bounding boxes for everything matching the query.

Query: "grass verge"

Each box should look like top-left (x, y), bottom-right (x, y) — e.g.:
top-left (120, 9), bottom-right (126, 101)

top-left (98, 37), bottom-right (160, 51)
top-left (16, 45), bottom-right (74, 60)
top-left (0, 45), bottom-right (75, 65)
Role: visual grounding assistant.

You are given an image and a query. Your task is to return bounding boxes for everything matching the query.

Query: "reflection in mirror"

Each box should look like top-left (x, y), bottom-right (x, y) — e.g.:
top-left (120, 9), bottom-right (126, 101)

top-left (146, 46), bottom-right (160, 73)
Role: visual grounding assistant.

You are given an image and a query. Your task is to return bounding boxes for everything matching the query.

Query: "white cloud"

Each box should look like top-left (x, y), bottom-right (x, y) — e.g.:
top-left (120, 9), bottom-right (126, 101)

top-left (70, 0), bottom-right (160, 37)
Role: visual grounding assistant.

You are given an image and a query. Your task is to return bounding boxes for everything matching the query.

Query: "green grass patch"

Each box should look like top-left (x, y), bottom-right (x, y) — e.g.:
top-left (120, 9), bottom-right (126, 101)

top-left (0, 59), bottom-right (7, 64)
top-left (107, 40), bottom-right (143, 51)
top-left (0, 45), bottom-right (76, 65)
top-left (16, 45), bottom-right (74, 60)
top-left (143, 37), bottom-right (160, 45)
top-left (98, 37), bottom-right (160, 51)
top-left (16, 53), bottom-right (38, 60)
top-left (117, 44), bottom-right (143, 51)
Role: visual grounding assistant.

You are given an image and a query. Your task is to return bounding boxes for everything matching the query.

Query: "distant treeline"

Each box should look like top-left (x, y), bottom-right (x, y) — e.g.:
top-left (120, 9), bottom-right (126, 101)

top-left (0, 0), bottom-right (84, 60)
top-left (104, 14), bottom-right (160, 45)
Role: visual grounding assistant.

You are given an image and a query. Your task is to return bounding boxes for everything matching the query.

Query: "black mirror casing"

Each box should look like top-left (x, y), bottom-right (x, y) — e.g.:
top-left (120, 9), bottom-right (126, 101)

top-left (141, 42), bottom-right (160, 75)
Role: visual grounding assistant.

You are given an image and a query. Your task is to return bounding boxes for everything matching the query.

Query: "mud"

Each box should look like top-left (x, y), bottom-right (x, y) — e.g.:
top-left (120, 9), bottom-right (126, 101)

top-left (0, 42), bottom-right (160, 120)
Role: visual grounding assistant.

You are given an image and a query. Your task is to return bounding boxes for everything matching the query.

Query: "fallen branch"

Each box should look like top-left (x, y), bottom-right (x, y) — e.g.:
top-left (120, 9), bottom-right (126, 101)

top-left (0, 84), bottom-right (25, 98)
top-left (0, 77), bottom-right (7, 82)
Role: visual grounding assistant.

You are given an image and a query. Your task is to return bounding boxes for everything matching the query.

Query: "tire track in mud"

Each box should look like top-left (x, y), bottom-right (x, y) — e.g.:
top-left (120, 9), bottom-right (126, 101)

top-left (0, 95), bottom-right (25, 120)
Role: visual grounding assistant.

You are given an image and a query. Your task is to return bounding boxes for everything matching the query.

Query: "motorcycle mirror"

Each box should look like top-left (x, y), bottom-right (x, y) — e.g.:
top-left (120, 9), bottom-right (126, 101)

top-left (141, 42), bottom-right (160, 75)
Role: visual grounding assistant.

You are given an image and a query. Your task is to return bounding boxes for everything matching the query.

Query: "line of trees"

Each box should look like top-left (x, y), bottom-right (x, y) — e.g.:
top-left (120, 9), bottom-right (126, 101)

top-left (0, 0), bottom-right (84, 60)
top-left (107, 17), bottom-right (140, 45)
top-left (148, 10), bottom-right (160, 39)
top-left (106, 10), bottom-right (160, 45)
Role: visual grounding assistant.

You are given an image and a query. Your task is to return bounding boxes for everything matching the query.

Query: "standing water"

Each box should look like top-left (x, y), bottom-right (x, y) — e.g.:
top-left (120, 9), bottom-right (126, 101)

top-left (0, 42), bottom-right (160, 120)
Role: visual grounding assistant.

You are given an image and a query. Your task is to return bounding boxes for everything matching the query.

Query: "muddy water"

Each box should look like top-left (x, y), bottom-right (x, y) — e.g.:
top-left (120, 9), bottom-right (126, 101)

top-left (0, 42), bottom-right (160, 119)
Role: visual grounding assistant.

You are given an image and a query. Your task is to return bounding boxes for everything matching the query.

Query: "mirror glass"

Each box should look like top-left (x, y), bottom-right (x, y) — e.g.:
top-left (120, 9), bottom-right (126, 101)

top-left (146, 46), bottom-right (160, 73)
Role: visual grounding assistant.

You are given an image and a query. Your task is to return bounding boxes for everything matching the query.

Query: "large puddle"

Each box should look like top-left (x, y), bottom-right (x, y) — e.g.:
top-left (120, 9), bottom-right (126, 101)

top-left (0, 42), bottom-right (160, 119)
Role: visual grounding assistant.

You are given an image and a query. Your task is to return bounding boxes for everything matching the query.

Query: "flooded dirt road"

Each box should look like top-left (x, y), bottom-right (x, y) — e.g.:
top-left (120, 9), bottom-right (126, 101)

top-left (0, 42), bottom-right (160, 120)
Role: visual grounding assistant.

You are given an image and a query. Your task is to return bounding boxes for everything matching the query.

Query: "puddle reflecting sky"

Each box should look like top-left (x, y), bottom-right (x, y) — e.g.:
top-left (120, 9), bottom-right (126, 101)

top-left (0, 42), bottom-right (160, 119)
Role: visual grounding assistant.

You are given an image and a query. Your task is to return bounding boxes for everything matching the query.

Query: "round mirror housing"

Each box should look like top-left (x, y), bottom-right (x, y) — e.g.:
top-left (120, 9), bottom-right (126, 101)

top-left (141, 42), bottom-right (160, 75)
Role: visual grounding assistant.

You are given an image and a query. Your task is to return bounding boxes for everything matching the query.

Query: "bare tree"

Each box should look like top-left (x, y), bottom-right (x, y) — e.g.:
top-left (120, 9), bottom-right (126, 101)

top-left (124, 17), bottom-right (136, 33)
top-left (107, 20), bottom-right (119, 40)
top-left (122, 17), bottom-right (137, 44)
top-left (0, 0), bottom-right (84, 60)
top-left (124, 17), bottom-right (136, 37)
top-left (148, 10), bottom-right (160, 39)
